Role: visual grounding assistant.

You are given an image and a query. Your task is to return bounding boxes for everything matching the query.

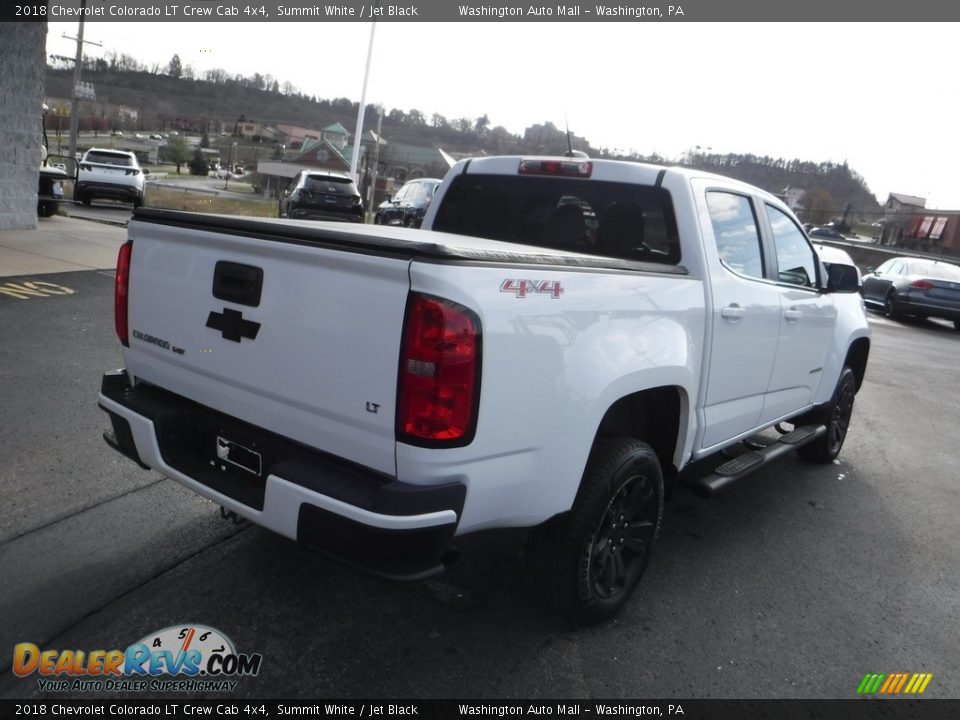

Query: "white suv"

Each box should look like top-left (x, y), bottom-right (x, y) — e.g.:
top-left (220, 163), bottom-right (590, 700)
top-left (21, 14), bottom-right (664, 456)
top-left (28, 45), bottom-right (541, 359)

top-left (76, 148), bottom-right (147, 208)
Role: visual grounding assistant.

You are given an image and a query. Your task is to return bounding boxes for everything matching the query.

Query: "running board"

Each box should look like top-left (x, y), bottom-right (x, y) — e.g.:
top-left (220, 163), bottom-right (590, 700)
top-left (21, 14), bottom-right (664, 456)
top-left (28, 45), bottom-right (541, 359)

top-left (694, 424), bottom-right (827, 496)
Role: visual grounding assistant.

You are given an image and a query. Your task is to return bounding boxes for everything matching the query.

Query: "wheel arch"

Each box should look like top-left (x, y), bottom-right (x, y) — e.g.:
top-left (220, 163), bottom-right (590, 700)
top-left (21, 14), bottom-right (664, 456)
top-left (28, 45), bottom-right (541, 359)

top-left (591, 385), bottom-right (686, 496)
top-left (845, 337), bottom-right (870, 392)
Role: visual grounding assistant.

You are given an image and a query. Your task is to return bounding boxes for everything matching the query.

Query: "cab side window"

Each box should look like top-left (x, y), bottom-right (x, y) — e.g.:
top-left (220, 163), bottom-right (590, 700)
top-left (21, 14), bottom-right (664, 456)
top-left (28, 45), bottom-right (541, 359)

top-left (706, 191), bottom-right (764, 279)
top-left (766, 205), bottom-right (819, 288)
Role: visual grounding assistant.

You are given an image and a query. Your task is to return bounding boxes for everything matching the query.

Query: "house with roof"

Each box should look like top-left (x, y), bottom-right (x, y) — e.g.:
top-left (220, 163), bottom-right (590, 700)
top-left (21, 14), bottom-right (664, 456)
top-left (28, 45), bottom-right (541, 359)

top-left (320, 122), bottom-right (350, 151)
top-left (778, 186), bottom-right (806, 214)
top-left (274, 124), bottom-right (322, 148)
top-left (880, 192), bottom-right (926, 246)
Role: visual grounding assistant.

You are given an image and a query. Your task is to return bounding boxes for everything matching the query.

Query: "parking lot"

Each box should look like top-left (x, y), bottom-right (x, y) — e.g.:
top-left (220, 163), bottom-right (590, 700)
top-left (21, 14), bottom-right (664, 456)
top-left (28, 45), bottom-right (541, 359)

top-left (0, 220), bottom-right (958, 701)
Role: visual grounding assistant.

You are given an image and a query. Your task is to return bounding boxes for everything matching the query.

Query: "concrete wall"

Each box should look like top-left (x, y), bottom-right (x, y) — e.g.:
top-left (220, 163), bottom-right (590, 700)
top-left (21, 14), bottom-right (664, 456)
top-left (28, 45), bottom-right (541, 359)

top-left (0, 22), bottom-right (47, 231)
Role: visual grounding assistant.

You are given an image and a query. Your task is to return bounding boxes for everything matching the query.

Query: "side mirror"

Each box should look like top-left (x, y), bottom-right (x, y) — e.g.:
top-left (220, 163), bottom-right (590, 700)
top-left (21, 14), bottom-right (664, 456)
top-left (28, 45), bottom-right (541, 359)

top-left (384, 194), bottom-right (392, 202)
top-left (142, 168), bottom-right (150, 175)
top-left (46, 155), bottom-right (78, 181)
top-left (865, 266), bottom-right (875, 274)
top-left (826, 263), bottom-right (861, 293)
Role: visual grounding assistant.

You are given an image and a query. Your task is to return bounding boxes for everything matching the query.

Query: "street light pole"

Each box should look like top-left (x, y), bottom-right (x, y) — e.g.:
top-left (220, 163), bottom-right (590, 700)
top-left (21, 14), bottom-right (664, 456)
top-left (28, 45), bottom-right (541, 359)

top-left (350, 20), bottom-right (377, 184)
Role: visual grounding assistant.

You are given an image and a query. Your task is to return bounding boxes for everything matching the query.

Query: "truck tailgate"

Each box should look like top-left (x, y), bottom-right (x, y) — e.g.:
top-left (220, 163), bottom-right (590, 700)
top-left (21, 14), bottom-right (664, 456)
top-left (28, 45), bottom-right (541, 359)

top-left (123, 217), bottom-right (411, 476)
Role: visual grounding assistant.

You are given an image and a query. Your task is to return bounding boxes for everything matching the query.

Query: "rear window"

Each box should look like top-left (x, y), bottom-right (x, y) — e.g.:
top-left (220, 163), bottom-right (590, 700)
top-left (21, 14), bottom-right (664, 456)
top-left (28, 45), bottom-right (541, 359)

top-left (432, 174), bottom-right (680, 264)
top-left (304, 175), bottom-right (358, 196)
top-left (84, 151), bottom-right (135, 167)
top-left (906, 261), bottom-right (960, 280)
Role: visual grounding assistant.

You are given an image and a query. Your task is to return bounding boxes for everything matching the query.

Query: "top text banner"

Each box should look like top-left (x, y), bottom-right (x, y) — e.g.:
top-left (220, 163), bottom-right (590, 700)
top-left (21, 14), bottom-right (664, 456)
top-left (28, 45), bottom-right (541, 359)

top-left (6, 0), bottom-right (957, 22)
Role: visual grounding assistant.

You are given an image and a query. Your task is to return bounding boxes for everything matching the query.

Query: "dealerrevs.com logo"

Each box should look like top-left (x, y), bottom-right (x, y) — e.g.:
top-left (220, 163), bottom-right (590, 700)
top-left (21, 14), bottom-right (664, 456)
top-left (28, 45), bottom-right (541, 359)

top-left (857, 672), bottom-right (934, 695)
top-left (13, 625), bottom-right (262, 693)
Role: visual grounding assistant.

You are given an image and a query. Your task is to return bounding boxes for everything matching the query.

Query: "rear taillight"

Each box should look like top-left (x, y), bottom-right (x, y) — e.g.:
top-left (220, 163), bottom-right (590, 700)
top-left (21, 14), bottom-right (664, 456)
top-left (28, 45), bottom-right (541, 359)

top-left (910, 279), bottom-right (934, 290)
top-left (397, 294), bottom-right (481, 446)
top-left (115, 240), bottom-right (132, 346)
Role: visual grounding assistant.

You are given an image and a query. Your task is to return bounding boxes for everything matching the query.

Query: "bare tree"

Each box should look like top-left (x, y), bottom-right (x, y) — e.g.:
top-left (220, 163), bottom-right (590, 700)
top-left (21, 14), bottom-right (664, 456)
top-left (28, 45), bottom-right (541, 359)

top-left (167, 54), bottom-right (182, 78)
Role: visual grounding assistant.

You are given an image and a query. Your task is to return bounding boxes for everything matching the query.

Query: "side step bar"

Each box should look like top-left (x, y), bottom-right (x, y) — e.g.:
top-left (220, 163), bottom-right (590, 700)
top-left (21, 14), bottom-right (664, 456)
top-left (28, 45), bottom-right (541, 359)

top-left (693, 424), bottom-right (827, 496)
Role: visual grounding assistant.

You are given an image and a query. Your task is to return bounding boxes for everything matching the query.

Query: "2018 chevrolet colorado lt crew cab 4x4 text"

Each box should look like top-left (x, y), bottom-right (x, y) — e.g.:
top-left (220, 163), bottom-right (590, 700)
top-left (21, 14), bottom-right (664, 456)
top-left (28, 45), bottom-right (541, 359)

top-left (98, 156), bottom-right (870, 624)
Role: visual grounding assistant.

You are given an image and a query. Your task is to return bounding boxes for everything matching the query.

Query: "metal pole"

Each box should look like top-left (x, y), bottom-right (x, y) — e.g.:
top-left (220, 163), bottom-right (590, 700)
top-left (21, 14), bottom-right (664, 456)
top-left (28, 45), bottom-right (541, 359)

top-left (367, 106), bottom-right (383, 222)
top-left (350, 21), bottom-right (377, 183)
top-left (67, 4), bottom-right (86, 162)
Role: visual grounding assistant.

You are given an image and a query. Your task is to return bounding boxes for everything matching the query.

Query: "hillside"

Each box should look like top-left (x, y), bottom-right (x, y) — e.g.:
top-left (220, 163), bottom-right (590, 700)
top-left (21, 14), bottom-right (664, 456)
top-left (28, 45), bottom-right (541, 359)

top-left (45, 66), bottom-right (881, 222)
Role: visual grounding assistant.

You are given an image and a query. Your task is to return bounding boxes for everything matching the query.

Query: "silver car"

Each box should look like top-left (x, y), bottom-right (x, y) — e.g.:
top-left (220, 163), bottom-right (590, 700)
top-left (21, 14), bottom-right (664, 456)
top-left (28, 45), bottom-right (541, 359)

top-left (861, 257), bottom-right (960, 330)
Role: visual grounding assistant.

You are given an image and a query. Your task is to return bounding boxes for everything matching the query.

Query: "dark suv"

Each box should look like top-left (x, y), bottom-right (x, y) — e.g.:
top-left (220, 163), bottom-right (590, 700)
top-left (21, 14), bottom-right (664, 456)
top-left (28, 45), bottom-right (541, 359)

top-left (279, 170), bottom-right (363, 223)
top-left (373, 178), bottom-right (441, 228)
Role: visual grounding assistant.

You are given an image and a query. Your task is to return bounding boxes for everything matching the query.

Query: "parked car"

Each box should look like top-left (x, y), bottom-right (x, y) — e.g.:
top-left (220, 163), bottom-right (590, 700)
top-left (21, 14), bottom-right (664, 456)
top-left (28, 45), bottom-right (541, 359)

top-left (373, 178), bottom-right (442, 228)
top-left (75, 148), bottom-right (147, 208)
top-left (861, 257), bottom-right (960, 329)
top-left (808, 226), bottom-right (846, 241)
top-left (278, 170), bottom-right (363, 223)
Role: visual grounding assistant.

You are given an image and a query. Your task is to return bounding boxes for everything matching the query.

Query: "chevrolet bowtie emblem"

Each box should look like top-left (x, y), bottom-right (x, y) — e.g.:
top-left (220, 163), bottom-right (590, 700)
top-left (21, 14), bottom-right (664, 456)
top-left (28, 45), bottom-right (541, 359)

top-left (206, 308), bottom-right (261, 342)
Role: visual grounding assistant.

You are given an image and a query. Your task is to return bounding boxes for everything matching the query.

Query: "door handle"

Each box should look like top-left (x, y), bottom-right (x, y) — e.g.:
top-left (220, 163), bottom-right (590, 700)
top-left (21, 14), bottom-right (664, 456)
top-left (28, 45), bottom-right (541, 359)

top-left (784, 307), bottom-right (802, 322)
top-left (720, 303), bottom-right (745, 321)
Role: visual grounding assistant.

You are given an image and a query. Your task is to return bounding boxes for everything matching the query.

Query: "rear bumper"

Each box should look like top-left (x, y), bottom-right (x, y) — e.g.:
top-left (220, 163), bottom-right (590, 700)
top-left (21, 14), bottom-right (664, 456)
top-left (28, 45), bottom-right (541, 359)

top-left (76, 180), bottom-right (142, 202)
top-left (286, 208), bottom-right (363, 223)
top-left (98, 370), bottom-right (465, 579)
top-left (898, 295), bottom-right (960, 321)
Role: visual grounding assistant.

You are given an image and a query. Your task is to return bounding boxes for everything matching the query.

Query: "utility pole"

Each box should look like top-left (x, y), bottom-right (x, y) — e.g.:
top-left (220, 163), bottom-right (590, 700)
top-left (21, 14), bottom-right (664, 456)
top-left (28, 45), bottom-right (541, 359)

top-left (367, 105), bottom-right (383, 221)
top-left (63, 3), bottom-right (102, 161)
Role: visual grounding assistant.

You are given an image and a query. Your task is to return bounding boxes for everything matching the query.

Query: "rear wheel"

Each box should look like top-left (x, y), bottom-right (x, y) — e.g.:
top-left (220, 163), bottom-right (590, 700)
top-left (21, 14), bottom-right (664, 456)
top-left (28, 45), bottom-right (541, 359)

top-left (530, 437), bottom-right (663, 625)
top-left (798, 367), bottom-right (857, 463)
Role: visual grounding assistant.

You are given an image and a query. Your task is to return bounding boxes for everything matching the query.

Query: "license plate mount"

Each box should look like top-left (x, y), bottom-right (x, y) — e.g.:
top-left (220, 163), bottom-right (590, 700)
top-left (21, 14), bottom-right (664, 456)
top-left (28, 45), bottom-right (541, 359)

top-left (215, 435), bottom-right (262, 477)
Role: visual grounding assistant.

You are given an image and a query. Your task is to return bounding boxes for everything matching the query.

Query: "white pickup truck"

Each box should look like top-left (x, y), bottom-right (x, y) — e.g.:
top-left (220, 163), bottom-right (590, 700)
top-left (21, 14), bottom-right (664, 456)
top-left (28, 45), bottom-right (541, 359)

top-left (99, 156), bottom-right (870, 623)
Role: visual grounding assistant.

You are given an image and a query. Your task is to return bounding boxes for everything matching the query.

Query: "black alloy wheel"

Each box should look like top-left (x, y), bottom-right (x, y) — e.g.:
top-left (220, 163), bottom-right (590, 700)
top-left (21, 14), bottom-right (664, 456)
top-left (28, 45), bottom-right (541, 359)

top-left (798, 366), bottom-right (857, 463)
top-left (530, 437), bottom-right (664, 625)
top-left (587, 471), bottom-right (659, 601)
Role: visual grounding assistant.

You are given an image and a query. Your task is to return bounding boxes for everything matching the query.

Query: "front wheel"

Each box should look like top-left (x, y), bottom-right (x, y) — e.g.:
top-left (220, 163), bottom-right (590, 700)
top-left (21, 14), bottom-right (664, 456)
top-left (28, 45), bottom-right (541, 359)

top-left (798, 367), bottom-right (857, 463)
top-left (530, 437), bottom-right (664, 625)
top-left (884, 291), bottom-right (901, 319)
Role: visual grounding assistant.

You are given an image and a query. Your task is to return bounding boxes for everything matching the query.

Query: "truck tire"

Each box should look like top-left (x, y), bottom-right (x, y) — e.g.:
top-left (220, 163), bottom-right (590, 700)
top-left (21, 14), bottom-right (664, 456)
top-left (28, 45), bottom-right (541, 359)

top-left (530, 437), bottom-right (663, 625)
top-left (797, 366), bottom-right (857, 463)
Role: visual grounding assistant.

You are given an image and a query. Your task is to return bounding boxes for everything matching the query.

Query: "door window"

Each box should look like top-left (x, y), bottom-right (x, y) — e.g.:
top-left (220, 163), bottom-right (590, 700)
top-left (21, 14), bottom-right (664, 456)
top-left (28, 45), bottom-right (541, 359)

top-left (706, 192), bottom-right (764, 279)
top-left (766, 205), bottom-right (819, 288)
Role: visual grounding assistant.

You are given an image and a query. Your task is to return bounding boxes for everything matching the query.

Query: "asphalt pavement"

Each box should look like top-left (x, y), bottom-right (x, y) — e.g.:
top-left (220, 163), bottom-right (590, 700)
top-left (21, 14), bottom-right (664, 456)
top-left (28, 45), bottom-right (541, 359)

top-left (0, 217), bottom-right (958, 703)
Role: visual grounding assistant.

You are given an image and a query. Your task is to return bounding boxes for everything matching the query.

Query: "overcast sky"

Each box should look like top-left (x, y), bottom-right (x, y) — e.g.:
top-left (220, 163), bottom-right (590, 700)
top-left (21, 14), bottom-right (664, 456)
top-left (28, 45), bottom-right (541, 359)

top-left (46, 22), bottom-right (960, 209)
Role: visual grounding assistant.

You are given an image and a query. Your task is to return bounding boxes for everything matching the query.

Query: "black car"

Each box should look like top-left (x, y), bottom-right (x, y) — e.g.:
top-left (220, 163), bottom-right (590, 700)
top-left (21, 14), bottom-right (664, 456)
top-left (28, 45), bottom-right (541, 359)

top-left (861, 257), bottom-right (960, 329)
top-left (373, 178), bottom-right (441, 228)
top-left (808, 226), bottom-right (846, 241)
top-left (279, 170), bottom-right (363, 223)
